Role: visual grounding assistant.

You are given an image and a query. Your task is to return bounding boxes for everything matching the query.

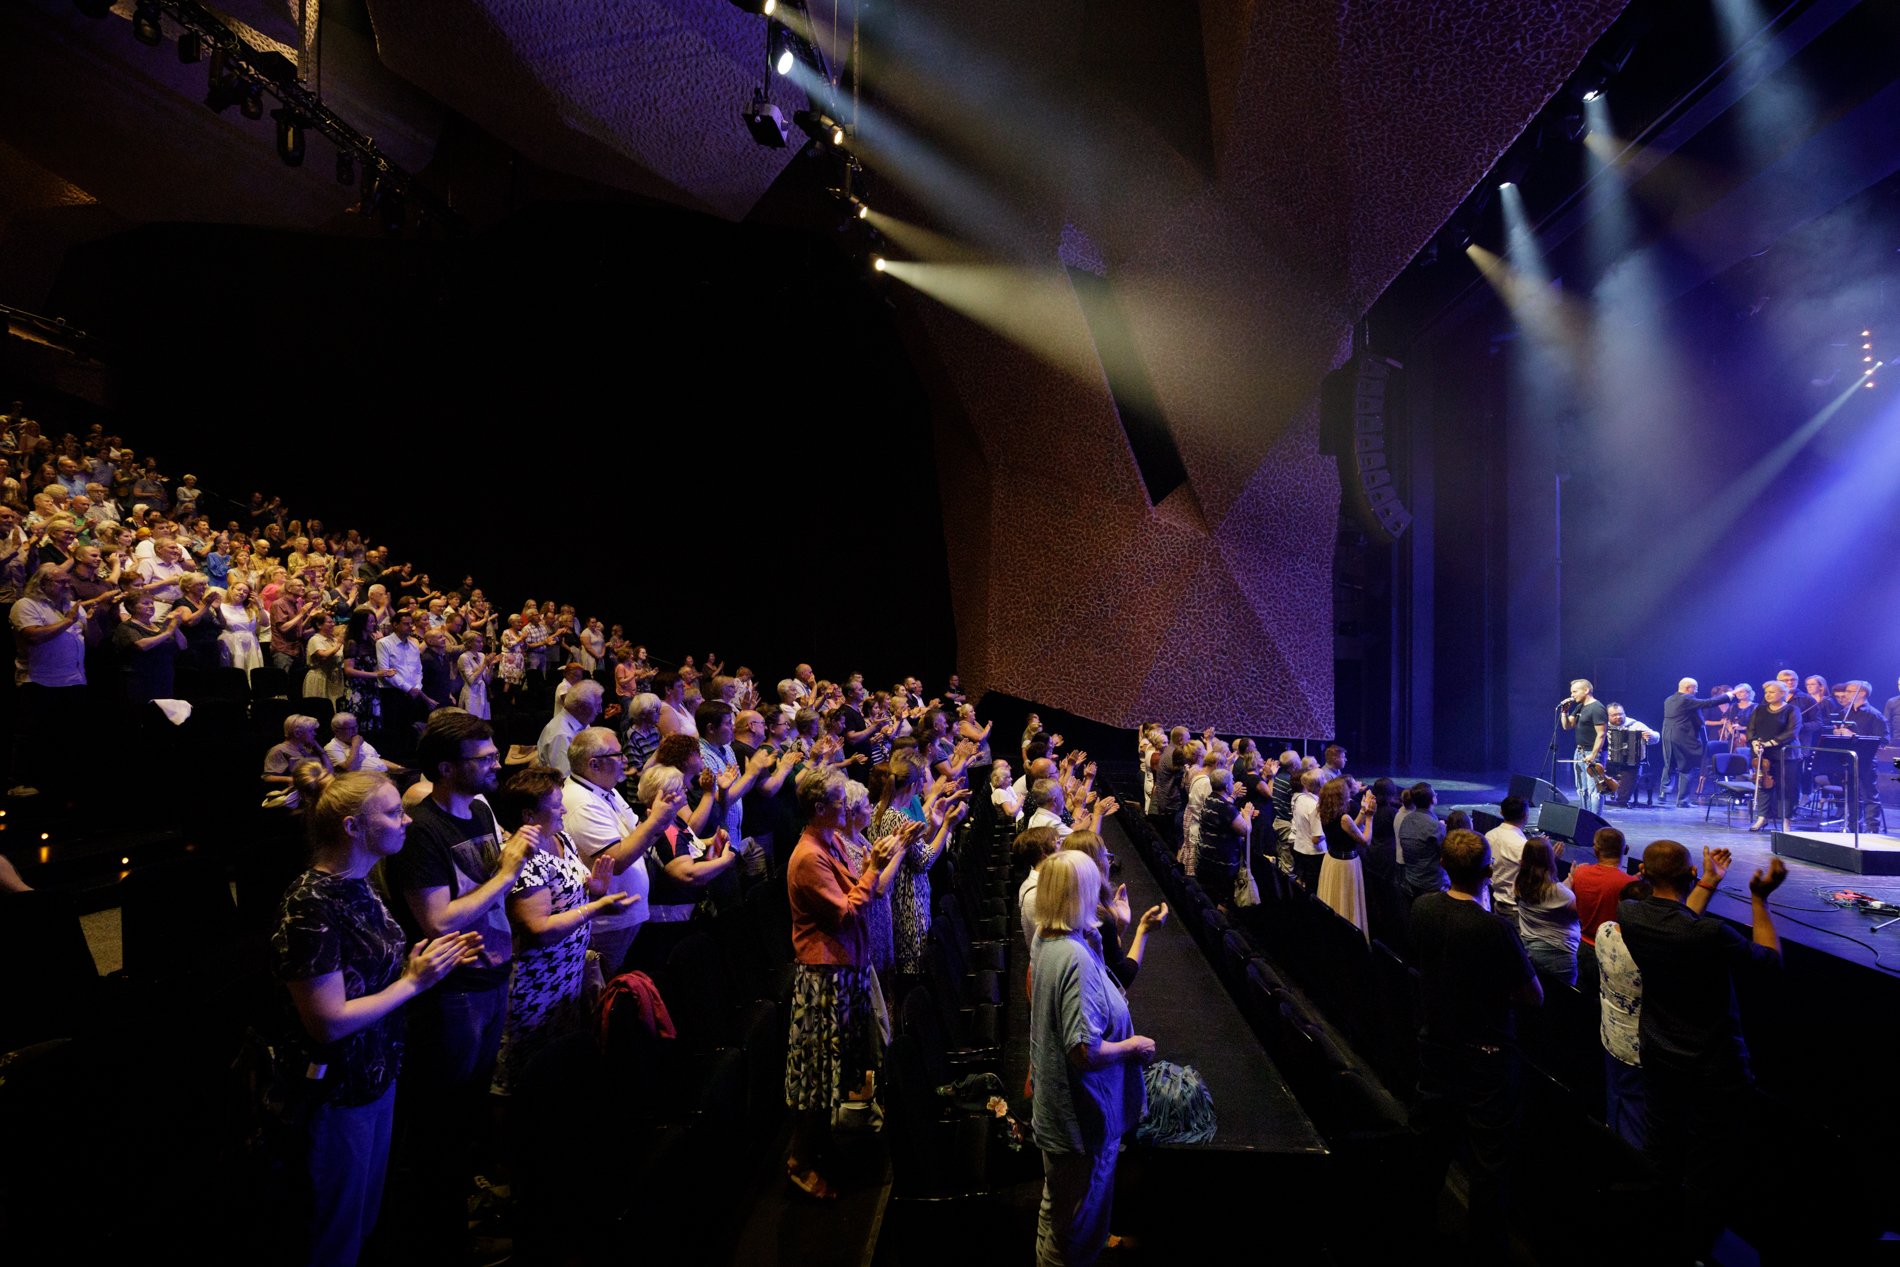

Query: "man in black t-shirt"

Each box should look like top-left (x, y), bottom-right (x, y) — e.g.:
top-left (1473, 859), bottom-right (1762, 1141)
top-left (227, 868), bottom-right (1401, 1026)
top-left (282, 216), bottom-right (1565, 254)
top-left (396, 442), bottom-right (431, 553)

top-left (379, 712), bottom-right (533, 1254)
top-left (1618, 840), bottom-right (1785, 1260)
top-left (1561, 677), bottom-right (1611, 812)
top-left (1409, 828), bottom-right (1542, 1264)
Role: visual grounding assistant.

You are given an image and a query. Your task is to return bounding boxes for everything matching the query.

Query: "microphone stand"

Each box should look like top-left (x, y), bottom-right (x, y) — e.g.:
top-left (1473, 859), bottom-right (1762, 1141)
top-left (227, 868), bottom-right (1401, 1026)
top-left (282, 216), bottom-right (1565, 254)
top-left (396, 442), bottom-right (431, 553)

top-left (1540, 701), bottom-right (1569, 792)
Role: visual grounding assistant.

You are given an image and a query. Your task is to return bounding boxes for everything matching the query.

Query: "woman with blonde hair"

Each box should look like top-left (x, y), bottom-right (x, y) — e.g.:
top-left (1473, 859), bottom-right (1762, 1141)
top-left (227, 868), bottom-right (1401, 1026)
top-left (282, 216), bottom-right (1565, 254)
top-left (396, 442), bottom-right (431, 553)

top-left (1029, 850), bottom-right (1153, 1267)
top-left (1061, 830), bottom-right (1167, 990)
top-left (272, 772), bottom-right (480, 1266)
top-left (456, 630), bottom-right (501, 720)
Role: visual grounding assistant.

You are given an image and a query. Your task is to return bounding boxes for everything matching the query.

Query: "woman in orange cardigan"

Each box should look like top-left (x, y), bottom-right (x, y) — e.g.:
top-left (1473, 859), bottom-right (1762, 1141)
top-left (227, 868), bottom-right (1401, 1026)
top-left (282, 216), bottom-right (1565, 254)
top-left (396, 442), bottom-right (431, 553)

top-left (784, 767), bottom-right (919, 1199)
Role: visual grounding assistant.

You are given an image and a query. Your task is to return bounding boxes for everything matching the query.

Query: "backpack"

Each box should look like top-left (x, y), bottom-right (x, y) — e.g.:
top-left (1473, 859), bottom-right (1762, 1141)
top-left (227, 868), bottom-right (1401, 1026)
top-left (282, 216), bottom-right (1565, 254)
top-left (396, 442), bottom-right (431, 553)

top-left (1137, 1060), bottom-right (1217, 1145)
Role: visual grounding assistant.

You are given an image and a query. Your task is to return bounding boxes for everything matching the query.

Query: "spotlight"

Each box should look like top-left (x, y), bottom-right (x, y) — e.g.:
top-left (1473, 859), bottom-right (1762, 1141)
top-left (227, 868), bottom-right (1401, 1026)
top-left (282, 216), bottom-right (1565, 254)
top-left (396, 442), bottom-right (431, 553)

top-left (335, 150), bottom-right (355, 186)
top-left (872, 256), bottom-right (888, 272)
top-left (133, 0), bottom-right (164, 46)
top-left (1499, 180), bottom-right (1514, 192)
top-left (776, 47), bottom-right (795, 74)
top-left (1863, 330), bottom-right (1871, 336)
top-left (858, 203), bottom-right (869, 219)
top-left (240, 82), bottom-right (265, 120)
top-left (72, 0), bottom-right (113, 19)
top-left (271, 108), bottom-right (306, 166)
top-left (728, 0), bottom-right (776, 11)
top-left (203, 47), bottom-right (243, 112)
top-left (178, 30), bottom-right (201, 62)
top-left (1864, 343), bottom-right (1872, 349)
top-left (1581, 88), bottom-right (1602, 103)
top-left (743, 90), bottom-right (790, 147)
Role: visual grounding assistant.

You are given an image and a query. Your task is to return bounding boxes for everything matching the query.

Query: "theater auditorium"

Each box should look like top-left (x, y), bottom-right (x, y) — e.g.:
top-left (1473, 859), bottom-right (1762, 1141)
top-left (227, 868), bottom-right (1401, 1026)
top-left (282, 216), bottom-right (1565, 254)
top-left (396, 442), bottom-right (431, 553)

top-left (2, 0), bottom-right (1898, 1263)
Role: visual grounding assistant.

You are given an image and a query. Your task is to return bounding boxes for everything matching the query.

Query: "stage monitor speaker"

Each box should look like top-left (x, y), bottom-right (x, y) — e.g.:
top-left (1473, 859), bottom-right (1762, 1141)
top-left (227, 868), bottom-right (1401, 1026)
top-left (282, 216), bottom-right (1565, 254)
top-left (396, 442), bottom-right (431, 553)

top-left (1472, 809), bottom-right (1502, 834)
top-left (1536, 802), bottom-right (1611, 847)
top-left (1508, 775), bottom-right (1568, 807)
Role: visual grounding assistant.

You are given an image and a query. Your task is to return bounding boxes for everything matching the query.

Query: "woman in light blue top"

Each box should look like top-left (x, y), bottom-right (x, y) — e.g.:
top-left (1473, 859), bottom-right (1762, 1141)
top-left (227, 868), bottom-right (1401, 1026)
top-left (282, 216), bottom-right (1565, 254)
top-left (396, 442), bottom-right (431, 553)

top-left (1029, 851), bottom-right (1154, 1267)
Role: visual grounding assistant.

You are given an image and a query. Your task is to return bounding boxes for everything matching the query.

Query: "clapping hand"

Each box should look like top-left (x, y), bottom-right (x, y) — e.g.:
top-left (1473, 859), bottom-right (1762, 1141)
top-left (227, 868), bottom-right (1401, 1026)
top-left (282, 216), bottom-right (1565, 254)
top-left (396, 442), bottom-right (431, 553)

top-left (500, 824), bottom-right (541, 874)
top-left (403, 932), bottom-right (484, 990)
top-left (1748, 857), bottom-right (1789, 898)
top-left (1109, 883), bottom-right (1132, 930)
top-left (1096, 795), bottom-right (1120, 819)
top-left (1137, 903), bottom-right (1169, 932)
top-left (587, 852), bottom-right (619, 894)
top-left (1703, 847), bottom-right (1733, 884)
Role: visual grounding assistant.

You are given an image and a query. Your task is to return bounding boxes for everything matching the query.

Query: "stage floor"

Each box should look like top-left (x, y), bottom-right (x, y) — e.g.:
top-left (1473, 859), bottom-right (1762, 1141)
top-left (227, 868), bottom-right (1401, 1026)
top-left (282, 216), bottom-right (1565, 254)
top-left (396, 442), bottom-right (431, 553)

top-left (1409, 770), bottom-right (1900, 977)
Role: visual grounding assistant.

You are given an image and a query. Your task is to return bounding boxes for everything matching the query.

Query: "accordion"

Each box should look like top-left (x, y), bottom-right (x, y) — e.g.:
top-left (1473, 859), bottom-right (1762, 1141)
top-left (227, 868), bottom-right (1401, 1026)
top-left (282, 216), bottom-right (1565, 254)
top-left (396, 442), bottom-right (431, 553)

top-left (1605, 727), bottom-right (1648, 767)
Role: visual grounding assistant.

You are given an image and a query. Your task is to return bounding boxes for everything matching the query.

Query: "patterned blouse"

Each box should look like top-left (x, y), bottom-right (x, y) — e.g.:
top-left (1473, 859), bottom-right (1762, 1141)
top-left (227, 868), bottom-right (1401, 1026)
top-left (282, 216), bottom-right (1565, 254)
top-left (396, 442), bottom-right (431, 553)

top-left (493, 833), bottom-right (593, 1095)
top-left (271, 869), bottom-right (408, 1108)
top-left (874, 801), bottom-right (933, 973)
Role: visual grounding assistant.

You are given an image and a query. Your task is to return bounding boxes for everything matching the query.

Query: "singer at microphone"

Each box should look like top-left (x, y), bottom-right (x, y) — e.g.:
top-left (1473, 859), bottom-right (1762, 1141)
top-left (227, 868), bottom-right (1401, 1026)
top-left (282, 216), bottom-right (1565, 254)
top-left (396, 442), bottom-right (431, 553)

top-left (1560, 679), bottom-right (1609, 811)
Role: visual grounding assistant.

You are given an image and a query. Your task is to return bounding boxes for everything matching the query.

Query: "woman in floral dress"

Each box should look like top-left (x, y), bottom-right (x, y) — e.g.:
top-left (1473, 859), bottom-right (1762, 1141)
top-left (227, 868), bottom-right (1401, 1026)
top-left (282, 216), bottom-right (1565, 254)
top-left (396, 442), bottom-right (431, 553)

top-left (498, 613), bottom-right (527, 704)
top-left (340, 606), bottom-right (391, 731)
top-left (491, 766), bottom-right (634, 1096)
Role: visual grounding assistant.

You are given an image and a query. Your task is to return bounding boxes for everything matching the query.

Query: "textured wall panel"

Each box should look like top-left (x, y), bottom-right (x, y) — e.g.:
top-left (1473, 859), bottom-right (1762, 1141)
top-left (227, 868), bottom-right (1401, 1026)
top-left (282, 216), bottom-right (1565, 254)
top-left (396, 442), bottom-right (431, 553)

top-left (890, 0), bottom-right (1623, 736)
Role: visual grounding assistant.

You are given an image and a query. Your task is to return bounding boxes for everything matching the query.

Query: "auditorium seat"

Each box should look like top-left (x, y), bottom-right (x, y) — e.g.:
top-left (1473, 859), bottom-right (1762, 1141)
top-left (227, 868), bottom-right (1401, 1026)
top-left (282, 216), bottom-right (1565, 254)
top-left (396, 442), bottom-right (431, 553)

top-left (0, 889), bottom-right (101, 1051)
top-left (117, 855), bottom-right (252, 982)
top-left (665, 931), bottom-right (783, 1140)
top-left (922, 941), bottom-right (1000, 1059)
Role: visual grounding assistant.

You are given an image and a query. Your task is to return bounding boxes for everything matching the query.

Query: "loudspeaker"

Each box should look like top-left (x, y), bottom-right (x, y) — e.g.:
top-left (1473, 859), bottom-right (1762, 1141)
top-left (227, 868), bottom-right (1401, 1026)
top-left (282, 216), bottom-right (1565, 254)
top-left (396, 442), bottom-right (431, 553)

top-left (1535, 803), bottom-right (1612, 847)
top-left (1508, 775), bottom-right (1568, 807)
top-left (1472, 809), bottom-right (1502, 834)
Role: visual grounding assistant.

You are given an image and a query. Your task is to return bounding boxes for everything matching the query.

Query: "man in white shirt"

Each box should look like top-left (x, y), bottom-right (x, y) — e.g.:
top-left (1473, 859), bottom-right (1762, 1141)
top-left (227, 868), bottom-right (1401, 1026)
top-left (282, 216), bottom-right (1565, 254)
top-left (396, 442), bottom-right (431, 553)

top-left (136, 538), bottom-right (190, 617)
top-left (1289, 768), bottom-right (1325, 891)
top-left (537, 679), bottom-right (602, 775)
top-left (1011, 756), bottom-right (1057, 812)
top-left (324, 711), bottom-right (408, 775)
top-left (375, 612), bottom-right (429, 763)
top-left (1595, 913), bottom-right (1646, 1149)
top-left (1180, 747), bottom-right (1217, 869)
top-left (1485, 796), bottom-right (1534, 923)
top-left (562, 726), bottom-right (669, 975)
top-left (1026, 778), bottom-right (1119, 840)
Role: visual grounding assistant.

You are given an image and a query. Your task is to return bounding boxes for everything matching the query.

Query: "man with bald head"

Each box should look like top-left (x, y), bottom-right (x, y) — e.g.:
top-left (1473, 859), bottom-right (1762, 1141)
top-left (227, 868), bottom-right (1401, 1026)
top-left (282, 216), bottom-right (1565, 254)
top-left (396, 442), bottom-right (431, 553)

top-left (1658, 678), bottom-right (1733, 807)
top-left (1618, 839), bottom-right (1786, 1259)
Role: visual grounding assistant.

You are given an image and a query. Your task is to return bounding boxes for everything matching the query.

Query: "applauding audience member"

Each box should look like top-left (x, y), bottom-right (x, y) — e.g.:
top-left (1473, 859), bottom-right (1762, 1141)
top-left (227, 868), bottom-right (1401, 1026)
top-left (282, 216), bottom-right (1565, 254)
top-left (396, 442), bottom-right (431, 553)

top-left (1617, 841), bottom-right (1786, 1260)
top-left (272, 771), bottom-right (480, 1267)
top-left (560, 727), bottom-right (669, 977)
top-left (489, 764), bottom-right (634, 1095)
top-left (381, 712), bottom-right (535, 1256)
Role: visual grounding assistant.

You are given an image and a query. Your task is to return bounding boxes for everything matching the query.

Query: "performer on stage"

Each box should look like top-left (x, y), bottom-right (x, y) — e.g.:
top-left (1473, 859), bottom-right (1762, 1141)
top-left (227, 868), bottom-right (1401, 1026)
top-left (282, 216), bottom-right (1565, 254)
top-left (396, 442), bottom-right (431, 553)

top-left (1885, 676), bottom-right (1900, 742)
top-left (1747, 680), bottom-right (1799, 832)
top-left (1719, 684), bottom-right (1757, 745)
top-left (1602, 704), bottom-right (1660, 808)
top-left (1560, 679), bottom-right (1609, 812)
top-left (1659, 679), bottom-right (1733, 808)
top-left (1802, 676), bottom-right (1843, 744)
top-left (1834, 681), bottom-right (1886, 737)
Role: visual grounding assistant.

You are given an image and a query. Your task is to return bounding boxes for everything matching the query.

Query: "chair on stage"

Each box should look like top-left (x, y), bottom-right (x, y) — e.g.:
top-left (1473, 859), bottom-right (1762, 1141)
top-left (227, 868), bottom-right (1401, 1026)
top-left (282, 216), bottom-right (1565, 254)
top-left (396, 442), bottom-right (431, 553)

top-left (1702, 752), bottom-right (1756, 827)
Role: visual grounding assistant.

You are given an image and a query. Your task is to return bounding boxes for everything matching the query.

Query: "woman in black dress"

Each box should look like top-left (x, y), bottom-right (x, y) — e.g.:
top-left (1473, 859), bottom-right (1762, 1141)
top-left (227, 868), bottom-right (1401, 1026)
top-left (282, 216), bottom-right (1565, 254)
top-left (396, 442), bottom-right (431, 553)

top-left (1747, 680), bottom-right (1800, 832)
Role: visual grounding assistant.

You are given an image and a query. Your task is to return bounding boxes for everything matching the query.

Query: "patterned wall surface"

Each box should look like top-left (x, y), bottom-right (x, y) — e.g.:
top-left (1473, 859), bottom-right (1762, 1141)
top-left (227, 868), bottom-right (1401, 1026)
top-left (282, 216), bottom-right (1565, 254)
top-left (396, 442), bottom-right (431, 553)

top-left (892, 0), bottom-right (1626, 734)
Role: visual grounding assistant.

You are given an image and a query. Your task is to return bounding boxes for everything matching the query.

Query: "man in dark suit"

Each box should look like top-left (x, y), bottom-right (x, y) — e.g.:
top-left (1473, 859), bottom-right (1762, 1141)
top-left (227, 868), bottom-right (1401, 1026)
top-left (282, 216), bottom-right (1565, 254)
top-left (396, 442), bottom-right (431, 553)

top-left (1659, 678), bottom-right (1733, 807)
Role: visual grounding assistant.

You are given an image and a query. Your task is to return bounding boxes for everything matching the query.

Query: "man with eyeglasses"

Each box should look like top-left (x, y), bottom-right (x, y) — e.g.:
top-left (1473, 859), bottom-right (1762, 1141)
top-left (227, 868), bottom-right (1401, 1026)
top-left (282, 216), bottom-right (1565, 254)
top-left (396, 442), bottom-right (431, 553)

top-left (382, 711), bottom-right (536, 1255)
top-left (562, 726), bottom-right (674, 975)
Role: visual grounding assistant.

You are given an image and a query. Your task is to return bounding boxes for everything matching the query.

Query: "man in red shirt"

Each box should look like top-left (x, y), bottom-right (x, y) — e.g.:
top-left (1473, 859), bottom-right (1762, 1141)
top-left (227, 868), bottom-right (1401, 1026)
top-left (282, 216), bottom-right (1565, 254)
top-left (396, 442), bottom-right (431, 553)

top-left (1569, 827), bottom-right (1634, 991)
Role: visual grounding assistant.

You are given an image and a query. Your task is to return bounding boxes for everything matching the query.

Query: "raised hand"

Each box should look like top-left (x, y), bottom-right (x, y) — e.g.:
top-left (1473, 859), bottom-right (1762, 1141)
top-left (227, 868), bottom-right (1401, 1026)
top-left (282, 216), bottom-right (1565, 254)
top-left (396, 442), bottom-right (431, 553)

top-left (1096, 795), bottom-right (1120, 819)
top-left (697, 768), bottom-right (716, 795)
top-left (709, 827), bottom-right (730, 858)
top-left (1138, 903), bottom-right (1169, 931)
top-left (1748, 857), bottom-right (1789, 898)
top-left (1109, 883), bottom-right (1132, 929)
top-left (1702, 846), bottom-right (1733, 884)
top-left (588, 852), bottom-right (619, 895)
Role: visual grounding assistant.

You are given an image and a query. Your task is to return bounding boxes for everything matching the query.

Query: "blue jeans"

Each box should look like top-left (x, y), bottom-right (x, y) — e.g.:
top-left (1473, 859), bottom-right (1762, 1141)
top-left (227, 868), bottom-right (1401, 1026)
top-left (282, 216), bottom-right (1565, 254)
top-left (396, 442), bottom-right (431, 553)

top-left (1605, 1052), bottom-right (1646, 1149)
top-left (1572, 749), bottom-right (1601, 812)
top-left (399, 984), bottom-right (507, 1246)
top-left (305, 1083), bottom-right (396, 1267)
top-left (1526, 940), bottom-right (1577, 986)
